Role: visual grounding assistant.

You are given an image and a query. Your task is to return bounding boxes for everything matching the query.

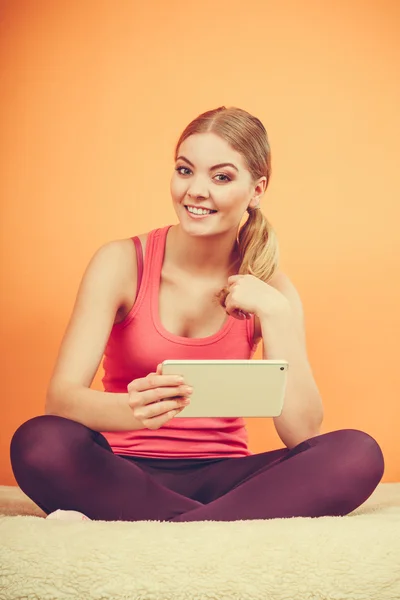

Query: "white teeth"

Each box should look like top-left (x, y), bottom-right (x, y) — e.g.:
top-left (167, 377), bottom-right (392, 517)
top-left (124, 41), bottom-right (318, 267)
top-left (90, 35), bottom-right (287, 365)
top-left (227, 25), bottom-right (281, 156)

top-left (187, 206), bottom-right (214, 215)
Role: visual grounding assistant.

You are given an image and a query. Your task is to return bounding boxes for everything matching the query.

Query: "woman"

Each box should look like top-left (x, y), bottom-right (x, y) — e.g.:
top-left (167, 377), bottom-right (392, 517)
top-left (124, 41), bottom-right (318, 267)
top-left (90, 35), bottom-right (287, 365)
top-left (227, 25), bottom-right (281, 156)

top-left (10, 106), bottom-right (384, 522)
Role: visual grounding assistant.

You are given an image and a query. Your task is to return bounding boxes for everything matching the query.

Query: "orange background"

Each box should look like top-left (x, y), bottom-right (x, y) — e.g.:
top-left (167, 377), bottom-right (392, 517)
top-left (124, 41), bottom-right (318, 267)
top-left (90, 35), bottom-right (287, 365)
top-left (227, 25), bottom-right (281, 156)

top-left (1, 0), bottom-right (399, 485)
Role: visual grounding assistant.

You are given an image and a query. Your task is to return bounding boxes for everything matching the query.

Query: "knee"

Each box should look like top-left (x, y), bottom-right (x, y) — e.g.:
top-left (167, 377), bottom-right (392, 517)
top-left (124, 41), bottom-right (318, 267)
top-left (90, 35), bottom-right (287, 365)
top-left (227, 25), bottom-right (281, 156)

top-left (10, 415), bottom-right (90, 476)
top-left (324, 428), bottom-right (385, 487)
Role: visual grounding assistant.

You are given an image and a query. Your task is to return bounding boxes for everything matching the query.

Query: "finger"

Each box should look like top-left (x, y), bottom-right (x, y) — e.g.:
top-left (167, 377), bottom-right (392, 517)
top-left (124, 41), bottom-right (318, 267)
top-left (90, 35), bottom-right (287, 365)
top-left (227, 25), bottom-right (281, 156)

top-left (231, 310), bottom-right (247, 320)
top-left (130, 374), bottom-right (185, 393)
top-left (237, 309), bottom-right (251, 319)
top-left (224, 297), bottom-right (240, 317)
top-left (147, 397), bottom-right (189, 419)
top-left (227, 275), bottom-right (244, 284)
top-left (225, 298), bottom-right (249, 320)
top-left (224, 304), bottom-right (236, 317)
top-left (145, 405), bottom-right (187, 429)
top-left (141, 384), bottom-right (193, 406)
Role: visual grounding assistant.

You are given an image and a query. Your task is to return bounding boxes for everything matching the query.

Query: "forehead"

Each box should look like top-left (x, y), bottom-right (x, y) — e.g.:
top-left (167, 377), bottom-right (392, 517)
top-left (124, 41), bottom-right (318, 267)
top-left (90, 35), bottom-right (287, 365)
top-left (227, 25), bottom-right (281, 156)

top-left (178, 133), bottom-right (247, 170)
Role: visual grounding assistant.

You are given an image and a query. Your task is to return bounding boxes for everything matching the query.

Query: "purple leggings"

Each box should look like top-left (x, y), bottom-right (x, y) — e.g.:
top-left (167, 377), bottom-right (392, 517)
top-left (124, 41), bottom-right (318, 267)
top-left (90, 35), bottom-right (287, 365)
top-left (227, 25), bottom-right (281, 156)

top-left (10, 415), bottom-right (384, 522)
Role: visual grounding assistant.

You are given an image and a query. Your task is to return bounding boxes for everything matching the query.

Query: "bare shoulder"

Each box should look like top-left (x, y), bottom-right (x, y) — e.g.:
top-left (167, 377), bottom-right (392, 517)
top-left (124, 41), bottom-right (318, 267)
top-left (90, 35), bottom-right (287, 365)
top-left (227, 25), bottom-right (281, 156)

top-left (111, 231), bottom-right (149, 252)
top-left (110, 232), bottom-right (149, 274)
top-left (110, 232), bottom-right (149, 322)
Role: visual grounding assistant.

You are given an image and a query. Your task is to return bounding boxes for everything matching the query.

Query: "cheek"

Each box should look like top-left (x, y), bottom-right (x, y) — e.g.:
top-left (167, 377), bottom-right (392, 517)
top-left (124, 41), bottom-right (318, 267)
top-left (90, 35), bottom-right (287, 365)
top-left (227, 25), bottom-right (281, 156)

top-left (170, 177), bottom-right (187, 200)
top-left (217, 192), bottom-right (249, 215)
top-left (217, 185), bottom-right (248, 206)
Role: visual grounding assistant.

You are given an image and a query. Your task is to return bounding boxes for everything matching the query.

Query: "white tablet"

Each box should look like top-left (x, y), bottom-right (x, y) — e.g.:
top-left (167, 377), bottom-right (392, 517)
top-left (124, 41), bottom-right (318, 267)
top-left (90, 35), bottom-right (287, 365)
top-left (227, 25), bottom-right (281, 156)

top-left (161, 359), bottom-right (288, 418)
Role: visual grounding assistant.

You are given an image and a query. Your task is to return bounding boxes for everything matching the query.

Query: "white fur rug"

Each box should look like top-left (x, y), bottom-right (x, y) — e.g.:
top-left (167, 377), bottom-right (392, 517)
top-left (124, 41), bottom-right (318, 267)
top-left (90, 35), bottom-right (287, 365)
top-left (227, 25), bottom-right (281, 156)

top-left (1, 483), bottom-right (400, 600)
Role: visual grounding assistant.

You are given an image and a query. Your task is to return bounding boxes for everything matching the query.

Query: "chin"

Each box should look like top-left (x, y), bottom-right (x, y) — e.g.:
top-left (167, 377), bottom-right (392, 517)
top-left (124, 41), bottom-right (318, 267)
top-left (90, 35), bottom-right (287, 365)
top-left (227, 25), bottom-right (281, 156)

top-left (180, 222), bottom-right (213, 237)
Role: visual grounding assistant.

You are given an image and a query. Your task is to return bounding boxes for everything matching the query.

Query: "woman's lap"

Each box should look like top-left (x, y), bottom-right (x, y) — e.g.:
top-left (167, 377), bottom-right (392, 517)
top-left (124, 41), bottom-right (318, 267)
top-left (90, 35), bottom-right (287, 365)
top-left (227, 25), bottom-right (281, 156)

top-left (121, 445), bottom-right (295, 505)
top-left (9, 415), bottom-right (384, 521)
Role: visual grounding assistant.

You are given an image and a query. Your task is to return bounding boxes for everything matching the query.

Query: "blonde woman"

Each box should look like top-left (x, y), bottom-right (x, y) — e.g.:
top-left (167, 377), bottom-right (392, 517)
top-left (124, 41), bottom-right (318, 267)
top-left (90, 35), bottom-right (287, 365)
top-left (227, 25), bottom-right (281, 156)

top-left (10, 107), bottom-right (384, 522)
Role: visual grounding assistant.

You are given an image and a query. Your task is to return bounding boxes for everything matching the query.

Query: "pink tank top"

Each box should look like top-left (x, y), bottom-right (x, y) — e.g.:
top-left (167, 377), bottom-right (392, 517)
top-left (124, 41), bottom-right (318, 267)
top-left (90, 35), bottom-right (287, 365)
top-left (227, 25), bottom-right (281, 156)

top-left (101, 225), bottom-right (259, 458)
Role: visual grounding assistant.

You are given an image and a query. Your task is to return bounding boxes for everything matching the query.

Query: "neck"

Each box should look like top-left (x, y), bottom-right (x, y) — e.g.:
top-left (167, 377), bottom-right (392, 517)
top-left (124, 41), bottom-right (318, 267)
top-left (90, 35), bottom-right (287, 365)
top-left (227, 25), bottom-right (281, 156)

top-left (166, 224), bottom-right (240, 277)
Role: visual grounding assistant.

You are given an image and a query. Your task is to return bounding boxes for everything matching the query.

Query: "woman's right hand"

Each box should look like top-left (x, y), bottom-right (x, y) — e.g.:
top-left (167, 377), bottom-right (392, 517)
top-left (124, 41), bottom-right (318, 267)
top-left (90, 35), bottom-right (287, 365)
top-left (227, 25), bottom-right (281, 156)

top-left (127, 364), bottom-right (192, 430)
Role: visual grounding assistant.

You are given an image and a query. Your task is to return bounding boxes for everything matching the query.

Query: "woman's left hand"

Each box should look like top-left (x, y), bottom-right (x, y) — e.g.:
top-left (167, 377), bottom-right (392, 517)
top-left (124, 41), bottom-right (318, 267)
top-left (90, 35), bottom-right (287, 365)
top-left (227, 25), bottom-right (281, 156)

top-left (225, 274), bottom-right (290, 320)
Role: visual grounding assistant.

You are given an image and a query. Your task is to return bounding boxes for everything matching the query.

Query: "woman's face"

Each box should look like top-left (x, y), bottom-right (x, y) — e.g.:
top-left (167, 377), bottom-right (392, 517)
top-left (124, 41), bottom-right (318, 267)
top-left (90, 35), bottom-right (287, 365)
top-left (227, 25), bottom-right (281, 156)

top-left (170, 132), bottom-right (263, 236)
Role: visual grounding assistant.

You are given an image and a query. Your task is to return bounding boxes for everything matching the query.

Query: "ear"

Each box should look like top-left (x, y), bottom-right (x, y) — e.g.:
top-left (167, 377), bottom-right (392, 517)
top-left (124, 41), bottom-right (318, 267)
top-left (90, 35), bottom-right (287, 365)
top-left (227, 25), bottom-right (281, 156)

top-left (248, 176), bottom-right (267, 209)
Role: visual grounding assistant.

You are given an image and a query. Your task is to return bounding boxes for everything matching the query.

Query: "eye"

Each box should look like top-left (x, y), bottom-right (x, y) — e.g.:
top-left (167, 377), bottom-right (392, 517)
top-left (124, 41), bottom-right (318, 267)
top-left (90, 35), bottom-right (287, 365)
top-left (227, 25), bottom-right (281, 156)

top-left (175, 166), bottom-right (191, 176)
top-left (215, 174), bottom-right (231, 182)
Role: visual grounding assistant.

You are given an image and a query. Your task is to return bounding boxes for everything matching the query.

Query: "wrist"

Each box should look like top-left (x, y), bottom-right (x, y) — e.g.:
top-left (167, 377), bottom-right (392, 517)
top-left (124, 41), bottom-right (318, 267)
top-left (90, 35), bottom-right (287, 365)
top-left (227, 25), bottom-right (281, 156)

top-left (257, 301), bottom-right (292, 323)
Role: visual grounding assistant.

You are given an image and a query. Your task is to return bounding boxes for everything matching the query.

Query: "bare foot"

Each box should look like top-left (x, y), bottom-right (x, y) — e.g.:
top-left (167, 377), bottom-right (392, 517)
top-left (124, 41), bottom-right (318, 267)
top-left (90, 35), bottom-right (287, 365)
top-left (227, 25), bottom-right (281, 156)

top-left (46, 509), bottom-right (91, 521)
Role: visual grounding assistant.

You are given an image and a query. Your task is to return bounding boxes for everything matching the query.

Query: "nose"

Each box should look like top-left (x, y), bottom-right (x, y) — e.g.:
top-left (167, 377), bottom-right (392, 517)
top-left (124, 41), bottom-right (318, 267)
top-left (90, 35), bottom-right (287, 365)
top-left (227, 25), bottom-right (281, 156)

top-left (187, 176), bottom-right (210, 199)
top-left (188, 191), bottom-right (208, 200)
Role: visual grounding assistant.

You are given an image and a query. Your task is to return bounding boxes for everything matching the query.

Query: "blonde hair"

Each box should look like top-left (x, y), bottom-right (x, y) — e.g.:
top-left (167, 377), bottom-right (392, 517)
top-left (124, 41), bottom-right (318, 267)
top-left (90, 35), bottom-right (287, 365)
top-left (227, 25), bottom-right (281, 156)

top-left (174, 106), bottom-right (279, 308)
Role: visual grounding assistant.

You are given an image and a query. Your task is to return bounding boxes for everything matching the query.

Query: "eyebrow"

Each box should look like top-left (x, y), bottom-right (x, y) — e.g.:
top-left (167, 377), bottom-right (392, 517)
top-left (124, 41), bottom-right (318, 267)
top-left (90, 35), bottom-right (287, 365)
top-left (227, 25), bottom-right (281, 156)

top-left (176, 155), bottom-right (239, 172)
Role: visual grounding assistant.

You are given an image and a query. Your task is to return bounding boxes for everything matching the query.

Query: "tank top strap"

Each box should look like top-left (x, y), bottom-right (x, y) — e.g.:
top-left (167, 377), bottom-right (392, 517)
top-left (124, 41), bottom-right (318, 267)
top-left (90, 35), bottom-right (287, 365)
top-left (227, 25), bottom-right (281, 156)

top-left (147, 225), bottom-right (171, 286)
top-left (136, 225), bottom-right (172, 299)
top-left (131, 236), bottom-right (143, 299)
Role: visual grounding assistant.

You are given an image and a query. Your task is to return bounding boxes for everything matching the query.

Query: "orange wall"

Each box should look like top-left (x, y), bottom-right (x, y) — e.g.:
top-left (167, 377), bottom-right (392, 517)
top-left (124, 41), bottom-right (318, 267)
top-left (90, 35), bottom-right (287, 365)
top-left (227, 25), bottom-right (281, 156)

top-left (1, 0), bottom-right (399, 484)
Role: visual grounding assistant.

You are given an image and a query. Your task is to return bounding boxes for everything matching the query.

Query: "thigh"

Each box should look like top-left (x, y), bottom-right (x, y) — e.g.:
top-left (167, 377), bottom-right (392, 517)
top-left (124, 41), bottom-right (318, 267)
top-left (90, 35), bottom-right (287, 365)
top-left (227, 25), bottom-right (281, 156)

top-left (189, 440), bottom-right (315, 504)
top-left (10, 415), bottom-right (201, 521)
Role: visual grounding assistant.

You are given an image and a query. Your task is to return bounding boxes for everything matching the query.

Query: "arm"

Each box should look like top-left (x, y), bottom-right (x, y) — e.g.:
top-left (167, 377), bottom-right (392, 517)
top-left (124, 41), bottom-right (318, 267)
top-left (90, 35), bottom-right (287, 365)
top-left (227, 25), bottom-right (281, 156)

top-left (45, 239), bottom-right (144, 432)
top-left (259, 274), bottom-right (324, 448)
top-left (47, 385), bottom-right (144, 432)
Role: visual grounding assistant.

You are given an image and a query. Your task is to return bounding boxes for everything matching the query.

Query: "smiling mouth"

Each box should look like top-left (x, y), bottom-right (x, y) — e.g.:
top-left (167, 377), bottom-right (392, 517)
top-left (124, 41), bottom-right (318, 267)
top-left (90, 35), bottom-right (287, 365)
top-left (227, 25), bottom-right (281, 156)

top-left (184, 205), bottom-right (218, 215)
